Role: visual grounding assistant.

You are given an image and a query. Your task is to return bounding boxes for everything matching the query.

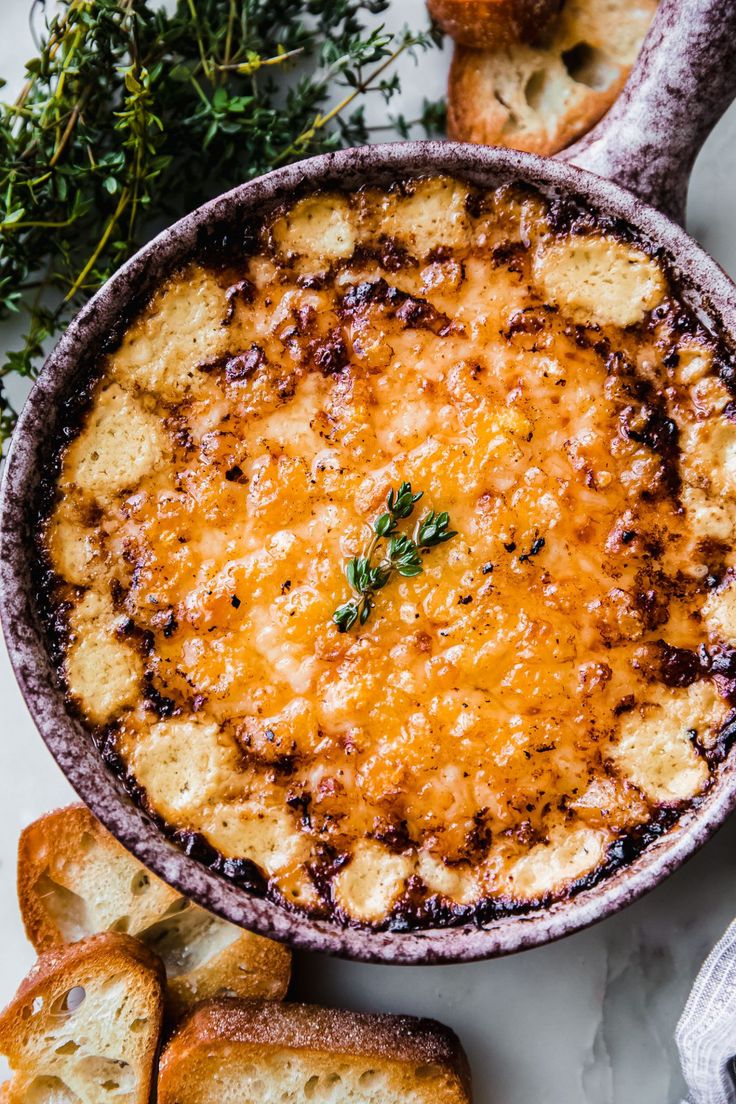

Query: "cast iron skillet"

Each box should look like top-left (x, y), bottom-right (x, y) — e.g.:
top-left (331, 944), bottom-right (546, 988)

top-left (2, 0), bottom-right (736, 965)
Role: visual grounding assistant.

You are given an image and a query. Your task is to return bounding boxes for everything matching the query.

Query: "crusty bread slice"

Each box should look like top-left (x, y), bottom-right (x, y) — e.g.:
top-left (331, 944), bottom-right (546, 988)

top-left (0, 932), bottom-right (165, 1104)
top-left (18, 805), bottom-right (291, 1019)
top-left (19, 805), bottom-right (178, 948)
top-left (158, 1000), bottom-right (472, 1104)
top-left (447, 0), bottom-right (657, 154)
top-left (429, 0), bottom-right (561, 47)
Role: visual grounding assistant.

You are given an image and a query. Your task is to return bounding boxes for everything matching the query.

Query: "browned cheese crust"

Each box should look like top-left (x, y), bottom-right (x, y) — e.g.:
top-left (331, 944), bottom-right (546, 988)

top-left (40, 176), bottom-right (736, 930)
top-left (159, 999), bottom-right (471, 1104)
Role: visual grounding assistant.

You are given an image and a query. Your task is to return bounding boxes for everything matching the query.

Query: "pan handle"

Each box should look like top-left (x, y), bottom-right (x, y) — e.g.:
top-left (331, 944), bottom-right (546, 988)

top-left (560, 0), bottom-right (736, 224)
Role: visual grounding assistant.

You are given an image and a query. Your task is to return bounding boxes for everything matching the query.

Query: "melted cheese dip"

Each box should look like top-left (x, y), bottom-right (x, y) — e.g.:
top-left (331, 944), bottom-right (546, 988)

top-left (42, 177), bottom-right (736, 927)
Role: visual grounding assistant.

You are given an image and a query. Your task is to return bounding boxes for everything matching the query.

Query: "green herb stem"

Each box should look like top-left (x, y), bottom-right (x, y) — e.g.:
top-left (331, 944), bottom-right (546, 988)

top-left (333, 481), bottom-right (458, 633)
top-left (0, 0), bottom-right (444, 452)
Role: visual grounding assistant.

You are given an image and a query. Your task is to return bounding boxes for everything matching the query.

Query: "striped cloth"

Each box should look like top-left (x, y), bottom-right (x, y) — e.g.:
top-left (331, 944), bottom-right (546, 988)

top-left (677, 919), bottom-right (736, 1104)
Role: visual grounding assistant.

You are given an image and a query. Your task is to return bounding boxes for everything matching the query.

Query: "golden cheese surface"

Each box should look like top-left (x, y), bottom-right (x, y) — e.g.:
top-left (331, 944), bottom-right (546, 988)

top-left (42, 177), bottom-right (736, 927)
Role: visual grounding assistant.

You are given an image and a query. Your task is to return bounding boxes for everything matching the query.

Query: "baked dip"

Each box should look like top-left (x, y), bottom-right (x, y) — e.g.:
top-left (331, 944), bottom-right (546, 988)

top-left (39, 176), bottom-right (736, 929)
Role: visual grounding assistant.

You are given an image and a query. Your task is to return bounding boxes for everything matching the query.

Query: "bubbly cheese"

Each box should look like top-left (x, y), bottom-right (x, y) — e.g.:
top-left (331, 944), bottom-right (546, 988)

top-left (43, 176), bottom-right (736, 929)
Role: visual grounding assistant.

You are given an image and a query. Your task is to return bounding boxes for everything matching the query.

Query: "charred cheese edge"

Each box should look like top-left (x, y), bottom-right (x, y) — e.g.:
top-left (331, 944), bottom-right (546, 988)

top-left (40, 176), bottom-right (736, 929)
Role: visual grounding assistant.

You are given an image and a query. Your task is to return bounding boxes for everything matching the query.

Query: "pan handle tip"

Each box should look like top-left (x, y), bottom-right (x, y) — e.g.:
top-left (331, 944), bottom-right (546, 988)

top-left (560, 0), bottom-right (736, 225)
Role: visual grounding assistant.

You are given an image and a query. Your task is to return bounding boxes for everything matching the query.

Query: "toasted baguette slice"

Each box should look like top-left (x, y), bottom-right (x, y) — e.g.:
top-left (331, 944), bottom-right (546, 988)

top-left (158, 1000), bottom-right (472, 1104)
top-left (447, 0), bottom-right (657, 155)
top-left (428, 0), bottom-right (561, 47)
top-left (18, 805), bottom-right (291, 1019)
top-left (0, 932), bottom-right (165, 1104)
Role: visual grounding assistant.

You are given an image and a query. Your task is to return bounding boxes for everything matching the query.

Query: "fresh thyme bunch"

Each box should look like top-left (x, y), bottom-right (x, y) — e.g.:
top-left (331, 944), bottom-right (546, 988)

top-left (0, 0), bottom-right (443, 448)
top-left (334, 481), bottom-right (458, 632)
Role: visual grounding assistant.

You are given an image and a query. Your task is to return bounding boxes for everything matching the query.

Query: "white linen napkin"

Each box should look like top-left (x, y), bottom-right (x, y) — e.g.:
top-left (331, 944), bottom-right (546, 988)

top-left (677, 919), bottom-right (736, 1103)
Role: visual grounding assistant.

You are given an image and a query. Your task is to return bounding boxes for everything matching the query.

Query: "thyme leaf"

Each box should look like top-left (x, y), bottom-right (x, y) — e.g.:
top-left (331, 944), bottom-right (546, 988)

top-left (333, 481), bottom-right (458, 632)
top-left (0, 0), bottom-right (443, 451)
top-left (416, 509), bottom-right (457, 548)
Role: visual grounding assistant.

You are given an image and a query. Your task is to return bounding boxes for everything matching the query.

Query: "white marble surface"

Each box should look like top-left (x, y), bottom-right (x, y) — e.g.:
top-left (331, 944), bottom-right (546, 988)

top-left (2, 3), bottom-right (736, 1101)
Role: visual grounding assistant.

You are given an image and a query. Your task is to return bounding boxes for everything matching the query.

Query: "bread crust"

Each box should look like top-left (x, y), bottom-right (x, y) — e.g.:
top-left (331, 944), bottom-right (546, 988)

top-left (0, 933), bottom-right (165, 1104)
top-left (17, 803), bottom-right (175, 952)
top-left (0, 931), bottom-right (165, 1016)
top-left (164, 929), bottom-right (291, 1020)
top-left (428, 0), bottom-right (561, 46)
top-left (18, 804), bottom-right (291, 1014)
top-left (447, 44), bottom-right (627, 153)
top-left (159, 1000), bottom-right (472, 1102)
top-left (447, 0), bottom-right (658, 155)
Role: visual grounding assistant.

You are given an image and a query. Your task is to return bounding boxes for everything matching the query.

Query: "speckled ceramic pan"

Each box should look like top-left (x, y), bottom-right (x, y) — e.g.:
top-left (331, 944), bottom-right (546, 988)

top-left (3, 0), bottom-right (736, 964)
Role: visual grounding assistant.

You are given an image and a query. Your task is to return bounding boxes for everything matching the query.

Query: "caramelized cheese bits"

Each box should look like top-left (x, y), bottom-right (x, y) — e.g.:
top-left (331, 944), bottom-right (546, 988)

top-left (41, 177), bottom-right (736, 928)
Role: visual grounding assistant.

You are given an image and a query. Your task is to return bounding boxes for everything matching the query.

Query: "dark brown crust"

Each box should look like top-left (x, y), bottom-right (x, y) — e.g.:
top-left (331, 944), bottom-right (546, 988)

top-left (338, 278), bottom-right (455, 335)
top-left (428, 0), bottom-right (561, 47)
top-left (161, 999), bottom-right (471, 1097)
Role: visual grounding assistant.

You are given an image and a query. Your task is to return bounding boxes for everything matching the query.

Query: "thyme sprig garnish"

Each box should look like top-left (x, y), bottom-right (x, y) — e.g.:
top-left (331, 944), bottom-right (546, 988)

top-left (0, 1), bottom-right (443, 451)
top-left (333, 481), bottom-right (458, 632)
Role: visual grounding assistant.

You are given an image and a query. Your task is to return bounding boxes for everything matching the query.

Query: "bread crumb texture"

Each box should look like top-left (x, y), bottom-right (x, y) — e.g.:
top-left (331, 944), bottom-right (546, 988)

top-left (0, 933), bottom-right (165, 1104)
top-left (65, 592), bottom-right (142, 725)
top-left (62, 382), bottom-right (167, 497)
top-left (109, 267), bottom-right (231, 401)
top-left (272, 195), bottom-right (357, 263)
top-left (447, 0), bottom-right (658, 155)
top-left (610, 696), bottom-right (711, 803)
top-left (43, 176), bottom-right (736, 929)
top-left (17, 805), bottom-right (291, 1021)
top-left (160, 1049), bottom-right (465, 1104)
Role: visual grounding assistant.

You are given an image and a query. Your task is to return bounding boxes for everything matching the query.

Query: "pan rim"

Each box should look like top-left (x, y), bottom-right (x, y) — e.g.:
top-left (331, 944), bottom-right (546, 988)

top-left (3, 139), bottom-right (736, 965)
